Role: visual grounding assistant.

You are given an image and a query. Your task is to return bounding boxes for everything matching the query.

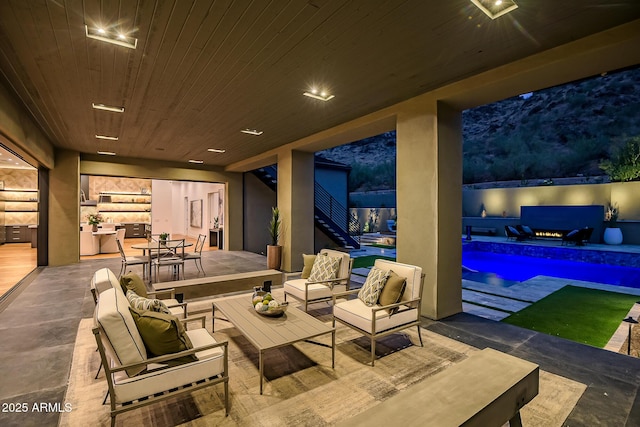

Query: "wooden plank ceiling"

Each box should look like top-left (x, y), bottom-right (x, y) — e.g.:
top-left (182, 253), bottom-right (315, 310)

top-left (0, 0), bottom-right (639, 169)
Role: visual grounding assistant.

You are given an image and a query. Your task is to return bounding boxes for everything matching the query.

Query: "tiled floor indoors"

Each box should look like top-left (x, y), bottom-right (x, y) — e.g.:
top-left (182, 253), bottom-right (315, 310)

top-left (0, 247), bottom-right (639, 426)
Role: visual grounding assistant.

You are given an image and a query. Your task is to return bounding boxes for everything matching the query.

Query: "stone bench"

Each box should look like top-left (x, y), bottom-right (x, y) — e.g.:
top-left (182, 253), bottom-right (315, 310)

top-left (337, 348), bottom-right (539, 427)
top-left (153, 269), bottom-right (283, 302)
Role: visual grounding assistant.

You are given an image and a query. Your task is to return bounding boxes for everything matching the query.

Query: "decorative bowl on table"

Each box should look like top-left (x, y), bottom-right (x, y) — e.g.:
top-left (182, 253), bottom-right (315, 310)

top-left (252, 289), bottom-right (288, 317)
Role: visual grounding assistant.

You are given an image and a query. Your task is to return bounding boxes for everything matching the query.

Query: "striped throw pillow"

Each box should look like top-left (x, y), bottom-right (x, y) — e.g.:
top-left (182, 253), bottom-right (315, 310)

top-left (126, 290), bottom-right (171, 315)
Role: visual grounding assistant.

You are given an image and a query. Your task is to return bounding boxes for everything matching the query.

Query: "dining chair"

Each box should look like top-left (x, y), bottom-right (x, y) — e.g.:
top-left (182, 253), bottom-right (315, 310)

top-left (116, 239), bottom-right (149, 278)
top-left (152, 238), bottom-right (185, 282)
top-left (182, 234), bottom-right (206, 275)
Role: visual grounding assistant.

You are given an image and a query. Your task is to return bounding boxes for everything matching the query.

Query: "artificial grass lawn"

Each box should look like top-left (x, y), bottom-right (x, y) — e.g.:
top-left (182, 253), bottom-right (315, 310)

top-left (352, 255), bottom-right (396, 269)
top-left (502, 285), bottom-right (639, 348)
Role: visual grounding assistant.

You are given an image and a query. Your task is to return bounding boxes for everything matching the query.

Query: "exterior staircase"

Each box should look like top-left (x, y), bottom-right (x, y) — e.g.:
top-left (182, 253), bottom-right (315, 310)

top-left (253, 166), bottom-right (360, 249)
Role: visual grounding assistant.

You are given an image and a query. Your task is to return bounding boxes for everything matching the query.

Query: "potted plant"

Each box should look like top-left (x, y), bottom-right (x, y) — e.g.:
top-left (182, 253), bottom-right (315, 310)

top-left (603, 204), bottom-right (623, 245)
top-left (266, 207), bottom-right (282, 270)
top-left (159, 232), bottom-right (169, 243)
top-left (87, 213), bottom-right (103, 232)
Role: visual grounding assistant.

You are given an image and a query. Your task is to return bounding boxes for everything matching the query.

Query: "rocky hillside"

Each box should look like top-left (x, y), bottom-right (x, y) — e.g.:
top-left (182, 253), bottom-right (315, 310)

top-left (318, 66), bottom-right (640, 191)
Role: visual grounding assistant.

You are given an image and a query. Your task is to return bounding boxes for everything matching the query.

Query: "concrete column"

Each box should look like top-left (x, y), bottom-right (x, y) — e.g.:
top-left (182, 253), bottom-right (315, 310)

top-left (396, 100), bottom-right (462, 320)
top-left (49, 149), bottom-right (80, 266)
top-left (225, 173), bottom-right (244, 251)
top-left (277, 150), bottom-right (314, 272)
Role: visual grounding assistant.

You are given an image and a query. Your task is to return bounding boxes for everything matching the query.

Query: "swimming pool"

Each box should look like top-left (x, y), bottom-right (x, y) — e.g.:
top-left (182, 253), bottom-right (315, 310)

top-left (462, 250), bottom-right (640, 289)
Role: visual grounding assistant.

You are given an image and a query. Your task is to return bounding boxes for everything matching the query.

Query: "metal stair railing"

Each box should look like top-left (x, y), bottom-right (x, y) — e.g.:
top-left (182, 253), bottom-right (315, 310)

top-left (315, 183), bottom-right (360, 248)
top-left (251, 165), bottom-right (360, 249)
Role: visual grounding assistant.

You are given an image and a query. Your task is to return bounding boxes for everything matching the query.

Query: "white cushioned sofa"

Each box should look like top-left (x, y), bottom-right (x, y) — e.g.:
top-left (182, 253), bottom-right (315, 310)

top-left (332, 259), bottom-right (425, 366)
top-left (283, 248), bottom-right (353, 312)
top-left (91, 268), bottom-right (229, 426)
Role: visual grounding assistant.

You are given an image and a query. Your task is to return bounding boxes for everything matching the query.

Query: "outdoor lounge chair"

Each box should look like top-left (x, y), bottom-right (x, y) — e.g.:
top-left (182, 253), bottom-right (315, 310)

top-left (516, 225), bottom-right (535, 239)
top-left (505, 225), bottom-right (526, 241)
top-left (562, 227), bottom-right (592, 246)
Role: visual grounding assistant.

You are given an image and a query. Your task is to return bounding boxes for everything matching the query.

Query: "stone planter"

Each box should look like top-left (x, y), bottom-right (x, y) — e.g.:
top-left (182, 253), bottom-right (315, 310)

top-left (603, 227), bottom-right (623, 245)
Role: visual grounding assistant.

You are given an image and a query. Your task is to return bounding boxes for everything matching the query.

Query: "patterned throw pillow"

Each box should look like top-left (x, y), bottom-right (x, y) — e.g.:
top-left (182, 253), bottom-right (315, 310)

top-left (358, 266), bottom-right (390, 306)
top-left (307, 254), bottom-right (341, 288)
top-left (126, 290), bottom-right (171, 315)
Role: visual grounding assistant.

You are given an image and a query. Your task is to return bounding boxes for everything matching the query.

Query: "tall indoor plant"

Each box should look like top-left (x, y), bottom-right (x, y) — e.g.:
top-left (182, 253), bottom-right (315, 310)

top-left (603, 203), bottom-right (623, 245)
top-left (266, 207), bottom-right (282, 269)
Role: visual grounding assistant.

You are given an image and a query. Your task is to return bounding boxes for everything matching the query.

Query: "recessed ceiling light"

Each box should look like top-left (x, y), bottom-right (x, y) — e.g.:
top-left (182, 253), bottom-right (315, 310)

top-left (95, 135), bottom-right (118, 141)
top-left (92, 103), bottom-right (125, 113)
top-left (189, 159), bottom-right (204, 164)
top-left (470, 0), bottom-right (518, 19)
top-left (303, 89), bottom-right (335, 102)
top-left (97, 151), bottom-right (116, 156)
top-left (241, 129), bottom-right (263, 136)
top-left (85, 25), bottom-right (137, 49)
top-left (207, 148), bottom-right (226, 153)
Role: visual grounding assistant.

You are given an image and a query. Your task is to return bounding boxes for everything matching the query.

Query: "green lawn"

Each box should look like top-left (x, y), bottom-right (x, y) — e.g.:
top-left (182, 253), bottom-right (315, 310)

top-left (502, 285), bottom-right (639, 348)
top-left (369, 243), bottom-right (396, 249)
top-left (352, 255), bottom-right (396, 269)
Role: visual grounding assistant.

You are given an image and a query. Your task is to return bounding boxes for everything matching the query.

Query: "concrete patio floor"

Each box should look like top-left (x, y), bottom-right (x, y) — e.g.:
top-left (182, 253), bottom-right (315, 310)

top-left (0, 249), bottom-right (639, 426)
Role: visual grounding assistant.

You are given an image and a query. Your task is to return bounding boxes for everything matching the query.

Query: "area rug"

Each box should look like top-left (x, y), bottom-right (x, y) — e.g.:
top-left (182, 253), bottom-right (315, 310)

top-left (60, 296), bottom-right (586, 427)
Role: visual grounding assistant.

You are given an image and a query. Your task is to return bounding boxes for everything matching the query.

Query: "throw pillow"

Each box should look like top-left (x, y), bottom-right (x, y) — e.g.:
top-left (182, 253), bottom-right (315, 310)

top-left (120, 272), bottom-right (148, 297)
top-left (129, 307), bottom-right (197, 366)
top-left (126, 290), bottom-right (171, 315)
top-left (358, 266), bottom-right (390, 306)
top-left (378, 270), bottom-right (407, 316)
top-left (307, 254), bottom-right (341, 287)
top-left (301, 254), bottom-right (317, 279)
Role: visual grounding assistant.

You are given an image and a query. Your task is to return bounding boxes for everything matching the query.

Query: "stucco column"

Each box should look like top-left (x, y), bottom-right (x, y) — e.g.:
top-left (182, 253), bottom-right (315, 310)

top-left (277, 150), bottom-right (314, 272)
top-left (49, 149), bottom-right (80, 266)
top-left (396, 100), bottom-right (462, 320)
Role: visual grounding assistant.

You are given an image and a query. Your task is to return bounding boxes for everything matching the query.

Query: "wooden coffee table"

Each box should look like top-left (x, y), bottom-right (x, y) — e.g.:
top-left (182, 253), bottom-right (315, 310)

top-left (212, 295), bottom-right (335, 394)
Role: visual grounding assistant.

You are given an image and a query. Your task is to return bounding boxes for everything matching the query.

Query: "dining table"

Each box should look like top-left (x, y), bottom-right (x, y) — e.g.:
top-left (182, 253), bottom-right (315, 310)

top-left (131, 241), bottom-right (193, 256)
top-left (131, 241), bottom-right (194, 281)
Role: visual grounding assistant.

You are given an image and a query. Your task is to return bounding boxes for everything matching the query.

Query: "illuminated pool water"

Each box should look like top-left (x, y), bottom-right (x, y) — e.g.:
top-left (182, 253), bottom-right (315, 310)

top-left (462, 249), bottom-right (640, 289)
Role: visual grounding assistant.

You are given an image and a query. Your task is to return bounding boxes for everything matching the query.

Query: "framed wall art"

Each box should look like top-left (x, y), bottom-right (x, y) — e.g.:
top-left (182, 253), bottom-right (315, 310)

top-left (190, 199), bottom-right (202, 228)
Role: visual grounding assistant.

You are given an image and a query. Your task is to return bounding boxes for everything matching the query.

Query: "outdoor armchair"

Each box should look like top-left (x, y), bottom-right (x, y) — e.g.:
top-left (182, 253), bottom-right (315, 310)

top-left (93, 286), bottom-right (229, 426)
top-left (332, 259), bottom-right (425, 366)
top-left (283, 249), bottom-right (353, 312)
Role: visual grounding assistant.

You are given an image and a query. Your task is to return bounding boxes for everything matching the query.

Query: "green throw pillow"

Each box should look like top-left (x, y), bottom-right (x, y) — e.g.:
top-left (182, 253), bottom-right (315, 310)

top-left (378, 270), bottom-right (406, 316)
top-left (129, 307), bottom-right (196, 366)
top-left (120, 272), bottom-right (147, 298)
top-left (301, 254), bottom-right (317, 279)
top-left (357, 266), bottom-right (390, 306)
